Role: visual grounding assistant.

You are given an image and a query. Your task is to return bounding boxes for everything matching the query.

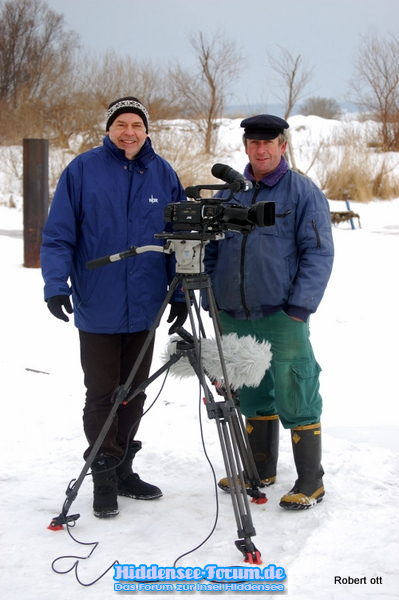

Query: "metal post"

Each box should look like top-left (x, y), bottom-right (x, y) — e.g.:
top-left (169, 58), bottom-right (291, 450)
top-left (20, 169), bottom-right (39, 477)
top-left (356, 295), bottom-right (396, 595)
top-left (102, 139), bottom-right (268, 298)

top-left (23, 139), bottom-right (49, 268)
top-left (345, 200), bottom-right (356, 230)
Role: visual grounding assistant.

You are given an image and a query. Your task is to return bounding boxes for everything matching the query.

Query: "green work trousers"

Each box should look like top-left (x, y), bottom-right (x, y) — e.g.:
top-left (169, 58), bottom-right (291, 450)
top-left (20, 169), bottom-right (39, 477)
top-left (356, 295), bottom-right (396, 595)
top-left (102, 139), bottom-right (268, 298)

top-left (219, 310), bottom-right (322, 429)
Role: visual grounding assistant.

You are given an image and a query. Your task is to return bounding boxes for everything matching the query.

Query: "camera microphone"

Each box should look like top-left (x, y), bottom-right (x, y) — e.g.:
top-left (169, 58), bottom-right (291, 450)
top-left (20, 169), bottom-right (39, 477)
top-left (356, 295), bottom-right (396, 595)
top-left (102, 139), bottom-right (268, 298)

top-left (162, 333), bottom-right (272, 390)
top-left (211, 163), bottom-right (253, 192)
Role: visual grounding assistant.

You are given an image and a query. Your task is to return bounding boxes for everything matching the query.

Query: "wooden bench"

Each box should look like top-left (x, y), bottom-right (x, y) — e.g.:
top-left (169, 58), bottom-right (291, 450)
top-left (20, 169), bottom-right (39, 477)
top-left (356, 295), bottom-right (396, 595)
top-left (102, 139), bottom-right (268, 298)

top-left (330, 210), bottom-right (361, 228)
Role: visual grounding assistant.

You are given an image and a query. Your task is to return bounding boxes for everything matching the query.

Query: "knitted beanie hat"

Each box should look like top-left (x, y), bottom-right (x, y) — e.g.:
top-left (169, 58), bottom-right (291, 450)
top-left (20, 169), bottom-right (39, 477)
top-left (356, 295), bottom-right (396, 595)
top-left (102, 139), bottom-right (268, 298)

top-left (106, 97), bottom-right (149, 132)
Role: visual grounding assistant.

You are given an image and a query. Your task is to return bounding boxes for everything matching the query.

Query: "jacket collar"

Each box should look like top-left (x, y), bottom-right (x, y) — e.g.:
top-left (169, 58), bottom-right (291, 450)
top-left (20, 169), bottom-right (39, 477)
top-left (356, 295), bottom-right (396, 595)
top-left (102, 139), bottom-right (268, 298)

top-left (103, 135), bottom-right (155, 167)
top-left (244, 156), bottom-right (289, 187)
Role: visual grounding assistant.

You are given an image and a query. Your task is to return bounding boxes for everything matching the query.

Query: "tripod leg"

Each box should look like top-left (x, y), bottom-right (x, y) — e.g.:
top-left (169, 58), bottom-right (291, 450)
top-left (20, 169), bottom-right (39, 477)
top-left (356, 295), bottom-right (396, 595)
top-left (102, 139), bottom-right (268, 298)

top-left (229, 410), bottom-right (268, 501)
top-left (183, 276), bottom-right (263, 564)
top-left (48, 276), bottom-right (183, 530)
top-left (48, 395), bottom-right (124, 530)
top-left (213, 406), bottom-right (262, 564)
top-left (120, 276), bottom-right (181, 392)
top-left (205, 281), bottom-right (264, 489)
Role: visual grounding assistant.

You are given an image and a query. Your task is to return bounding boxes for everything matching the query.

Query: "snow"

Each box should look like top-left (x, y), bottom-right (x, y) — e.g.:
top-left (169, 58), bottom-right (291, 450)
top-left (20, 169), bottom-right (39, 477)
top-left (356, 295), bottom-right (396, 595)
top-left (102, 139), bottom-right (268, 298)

top-left (1, 116), bottom-right (399, 599)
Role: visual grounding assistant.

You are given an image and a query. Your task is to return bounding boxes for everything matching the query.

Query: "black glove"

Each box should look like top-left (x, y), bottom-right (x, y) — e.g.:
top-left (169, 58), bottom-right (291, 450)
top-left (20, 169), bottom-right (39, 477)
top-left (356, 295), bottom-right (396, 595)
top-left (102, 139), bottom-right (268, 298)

top-left (167, 302), bottom-right (188, 334)
top-left (46, 295), bottom-right (73, 322)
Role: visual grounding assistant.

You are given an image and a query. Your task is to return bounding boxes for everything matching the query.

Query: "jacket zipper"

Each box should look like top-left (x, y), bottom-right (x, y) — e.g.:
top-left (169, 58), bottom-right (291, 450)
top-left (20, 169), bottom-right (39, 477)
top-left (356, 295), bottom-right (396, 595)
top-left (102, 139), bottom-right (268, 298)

top-left (240, 182), bottom-right (261, 319)
top-left (312, 219), bottom-right (321, 248)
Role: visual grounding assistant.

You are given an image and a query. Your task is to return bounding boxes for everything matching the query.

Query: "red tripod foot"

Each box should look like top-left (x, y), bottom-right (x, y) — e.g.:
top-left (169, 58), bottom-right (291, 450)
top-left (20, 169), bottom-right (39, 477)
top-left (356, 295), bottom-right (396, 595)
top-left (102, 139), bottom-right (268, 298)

top-left (235, 539), bottom-right (262, 565)
top-left (245, 550), bottom-right (262, 565)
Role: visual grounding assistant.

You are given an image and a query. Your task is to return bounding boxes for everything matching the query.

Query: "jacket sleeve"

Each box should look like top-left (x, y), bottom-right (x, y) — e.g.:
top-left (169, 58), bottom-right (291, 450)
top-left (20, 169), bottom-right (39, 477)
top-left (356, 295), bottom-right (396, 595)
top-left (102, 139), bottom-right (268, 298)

top-left (164, 170), bottom-right (188, 303)
top-left (40, 167), bottom-right (79, 301)
top-left (286, 185), bottom-right (334, 321)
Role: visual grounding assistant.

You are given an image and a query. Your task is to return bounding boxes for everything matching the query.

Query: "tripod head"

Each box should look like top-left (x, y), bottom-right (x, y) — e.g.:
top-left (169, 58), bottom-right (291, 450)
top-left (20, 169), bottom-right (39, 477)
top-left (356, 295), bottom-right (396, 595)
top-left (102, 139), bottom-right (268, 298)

top-left (86, 231), bottom-right (225, 275)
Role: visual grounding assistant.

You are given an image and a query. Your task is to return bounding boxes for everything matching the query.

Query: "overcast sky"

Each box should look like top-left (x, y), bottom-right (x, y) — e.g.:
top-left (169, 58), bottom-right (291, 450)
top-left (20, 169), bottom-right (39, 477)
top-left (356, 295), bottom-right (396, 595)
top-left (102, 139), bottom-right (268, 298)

top-left (48, 0), bottom-right (399, 111)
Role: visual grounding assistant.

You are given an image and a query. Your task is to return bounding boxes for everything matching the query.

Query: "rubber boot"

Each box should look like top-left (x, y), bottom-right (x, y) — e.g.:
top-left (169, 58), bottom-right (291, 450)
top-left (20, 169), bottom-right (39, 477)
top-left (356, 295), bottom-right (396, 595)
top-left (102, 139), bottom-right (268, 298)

top-left (116, 441), bottom-right (162, 500)
top-left (279, 423), bottom-right (325, 510)
top-left (218, 415), bottom-right (279, 492)
top-left (91, 455), bottom-right (119, 518)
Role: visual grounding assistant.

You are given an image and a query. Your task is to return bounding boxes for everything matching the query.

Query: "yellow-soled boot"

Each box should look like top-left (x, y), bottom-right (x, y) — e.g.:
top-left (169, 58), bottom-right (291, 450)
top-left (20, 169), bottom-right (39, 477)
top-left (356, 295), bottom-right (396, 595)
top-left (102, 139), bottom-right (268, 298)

top-left (280, 423), bottom-right (324, 510)
top-left (218, 415), bottom-right (279, 492)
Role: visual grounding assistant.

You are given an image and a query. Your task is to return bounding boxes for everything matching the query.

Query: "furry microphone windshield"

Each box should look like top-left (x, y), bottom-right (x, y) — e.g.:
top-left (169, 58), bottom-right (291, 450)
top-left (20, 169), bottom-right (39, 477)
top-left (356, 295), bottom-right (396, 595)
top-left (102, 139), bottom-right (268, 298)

top-left (162, 333), bottom-right (272, 390)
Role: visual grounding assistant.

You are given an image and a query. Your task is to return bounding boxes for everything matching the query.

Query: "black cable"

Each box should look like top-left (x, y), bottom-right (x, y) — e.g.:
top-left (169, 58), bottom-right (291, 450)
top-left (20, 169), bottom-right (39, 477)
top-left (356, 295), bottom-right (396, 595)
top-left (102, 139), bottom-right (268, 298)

top-left (50, 370), bottom-right (169, 587)
top-left (172, 330), bottom-right (221, 568)
top-left (50, 311), bottom-right (231, 584)
top-left (117, 367), bottom-right (170, 468)
top-left (170, 333), bottom-right (255, 582)
top-left (81, 369), bottom-right (170, 481)
top-left (51, 521), bottom-right (119, 587)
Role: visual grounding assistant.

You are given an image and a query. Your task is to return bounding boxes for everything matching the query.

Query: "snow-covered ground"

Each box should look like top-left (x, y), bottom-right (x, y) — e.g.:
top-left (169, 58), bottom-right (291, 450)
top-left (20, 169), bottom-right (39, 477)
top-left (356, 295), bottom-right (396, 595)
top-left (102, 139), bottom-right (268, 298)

top-left (1, 117), bottom-right (398, 599)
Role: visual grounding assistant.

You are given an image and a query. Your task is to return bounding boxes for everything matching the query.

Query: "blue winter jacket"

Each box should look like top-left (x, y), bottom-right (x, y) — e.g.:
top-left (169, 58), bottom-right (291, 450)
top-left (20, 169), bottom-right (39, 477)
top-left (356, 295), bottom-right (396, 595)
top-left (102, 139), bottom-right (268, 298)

top-left (204, 163), bottom-right (334, 322)
top-left (41, 136), bottom-right (186, 333)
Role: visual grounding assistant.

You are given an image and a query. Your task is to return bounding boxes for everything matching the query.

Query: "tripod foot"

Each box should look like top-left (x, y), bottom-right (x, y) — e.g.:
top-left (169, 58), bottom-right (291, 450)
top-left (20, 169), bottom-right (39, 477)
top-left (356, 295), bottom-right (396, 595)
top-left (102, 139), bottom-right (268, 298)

top-left (47, 522), bottom-right (64, 531)
top-left (235, 539), bottom-right (262, 565)
top-left (47, 513), bottom-right (80, 531)
top-left (246, 486), bottom-right (268, 504)
top-left (251, 495), bottom-right (268, 504)
top-left (245, 550), bottom-right (262, 565)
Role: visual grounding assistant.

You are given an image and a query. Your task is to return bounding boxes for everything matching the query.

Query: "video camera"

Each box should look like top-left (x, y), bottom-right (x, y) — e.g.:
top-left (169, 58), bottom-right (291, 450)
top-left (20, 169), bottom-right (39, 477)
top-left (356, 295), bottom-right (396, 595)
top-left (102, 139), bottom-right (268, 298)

top-left (164, 164), bottom-right (275, 236)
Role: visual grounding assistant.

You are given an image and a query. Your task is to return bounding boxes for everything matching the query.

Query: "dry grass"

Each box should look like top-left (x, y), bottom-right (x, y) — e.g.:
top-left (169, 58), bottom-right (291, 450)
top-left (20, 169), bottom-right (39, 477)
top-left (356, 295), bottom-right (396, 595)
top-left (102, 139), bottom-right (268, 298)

top-left (151, 122), bottom-right (220, 191)
top-left (314, 127), bottom-right (399, 202)
top-left (371, 162), bottom-right (399, 199)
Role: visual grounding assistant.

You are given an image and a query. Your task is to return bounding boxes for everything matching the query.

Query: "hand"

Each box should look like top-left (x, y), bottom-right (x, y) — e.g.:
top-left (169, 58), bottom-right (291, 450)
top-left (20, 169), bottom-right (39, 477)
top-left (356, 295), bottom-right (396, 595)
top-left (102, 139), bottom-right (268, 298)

top-left (46, 295), bottom-right (73, 322)
top-left (167, 302), bottom-right (188, 334)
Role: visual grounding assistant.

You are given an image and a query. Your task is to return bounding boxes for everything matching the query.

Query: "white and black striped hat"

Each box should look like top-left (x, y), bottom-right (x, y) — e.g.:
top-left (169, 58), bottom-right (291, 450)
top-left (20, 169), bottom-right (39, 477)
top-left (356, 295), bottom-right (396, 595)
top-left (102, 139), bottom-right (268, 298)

top-left (106, 97), bottom-right (149, 132)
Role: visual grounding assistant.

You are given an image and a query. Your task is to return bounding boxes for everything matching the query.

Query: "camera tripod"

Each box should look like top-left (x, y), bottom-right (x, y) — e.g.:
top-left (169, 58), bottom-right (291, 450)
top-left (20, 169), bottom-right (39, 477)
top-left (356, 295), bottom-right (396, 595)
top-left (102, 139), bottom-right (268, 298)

top-left (48, 232), bottom-right (265, 565)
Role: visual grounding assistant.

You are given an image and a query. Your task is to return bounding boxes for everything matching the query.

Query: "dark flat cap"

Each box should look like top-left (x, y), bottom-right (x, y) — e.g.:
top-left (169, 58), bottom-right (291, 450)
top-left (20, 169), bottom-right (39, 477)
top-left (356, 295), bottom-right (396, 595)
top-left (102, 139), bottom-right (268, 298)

top-left (241, 114), bottom-right (289, 140)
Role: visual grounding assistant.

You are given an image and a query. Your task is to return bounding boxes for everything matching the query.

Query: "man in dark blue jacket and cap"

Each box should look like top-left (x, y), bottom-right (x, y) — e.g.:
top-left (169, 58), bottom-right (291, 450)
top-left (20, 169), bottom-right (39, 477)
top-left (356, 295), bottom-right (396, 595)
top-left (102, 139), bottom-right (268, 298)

top-left (41, 97), bottom-right (188, 518)
top-left (205, 114), bottom-right (334, 510)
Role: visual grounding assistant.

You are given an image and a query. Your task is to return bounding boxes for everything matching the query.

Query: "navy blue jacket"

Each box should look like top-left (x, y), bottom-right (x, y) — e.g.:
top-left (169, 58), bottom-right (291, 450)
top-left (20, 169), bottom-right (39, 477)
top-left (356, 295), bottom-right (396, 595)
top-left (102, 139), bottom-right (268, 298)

top-left (204, 164), bottom-right (334, 322)
top-left (41, 136), bottom-right (186, 333)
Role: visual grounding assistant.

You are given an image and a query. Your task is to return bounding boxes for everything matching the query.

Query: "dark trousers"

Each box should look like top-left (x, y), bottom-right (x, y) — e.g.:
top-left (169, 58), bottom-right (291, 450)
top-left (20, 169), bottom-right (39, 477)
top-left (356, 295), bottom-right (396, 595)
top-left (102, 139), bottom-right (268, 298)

top-left (79, 330), bottom-right (155, 459)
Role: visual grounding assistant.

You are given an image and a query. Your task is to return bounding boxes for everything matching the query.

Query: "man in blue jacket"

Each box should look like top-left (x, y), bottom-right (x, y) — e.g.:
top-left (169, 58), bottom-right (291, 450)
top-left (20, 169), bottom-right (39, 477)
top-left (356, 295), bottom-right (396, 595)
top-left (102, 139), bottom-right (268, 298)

top-left (205, 115), bottom-right (334, 510)
top-left (41, 97), bottom-right (187, 518)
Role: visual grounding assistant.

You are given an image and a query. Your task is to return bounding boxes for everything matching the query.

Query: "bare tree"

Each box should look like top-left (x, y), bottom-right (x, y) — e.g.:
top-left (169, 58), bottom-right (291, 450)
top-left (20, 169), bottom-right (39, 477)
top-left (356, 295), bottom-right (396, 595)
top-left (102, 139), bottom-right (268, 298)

top-left (299, 96), bottom-right (342, 120)
top-left (0, 0), bottom-right (80, 103)
top-left (267, 46), bottom-right (314, 170)
top-left (84, 51), bottom-right (178, 120)
top-left (350, 33), bottom-right (399, 151)
top-left (0, 0), bottom-right (80, 143)
top-left (45, 50), bottom-right (183, 153)
top-left (268, 46), bottom-right (314, 120)
top-left (169, 31), bottom-right (245, 155)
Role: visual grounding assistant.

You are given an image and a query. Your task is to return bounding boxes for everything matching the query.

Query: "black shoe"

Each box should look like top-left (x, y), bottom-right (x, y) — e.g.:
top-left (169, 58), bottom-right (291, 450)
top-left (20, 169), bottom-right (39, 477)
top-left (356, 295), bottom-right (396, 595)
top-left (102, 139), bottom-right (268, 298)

top-left (93, 485), bottom-right (119, 518)
top-left (117, 473), bottom-right (162, 500)
top-left (92, 455), bottom-right (119, 518)
top-left (116, 441), bottom-right (163, 500)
